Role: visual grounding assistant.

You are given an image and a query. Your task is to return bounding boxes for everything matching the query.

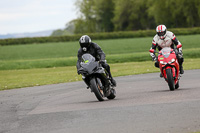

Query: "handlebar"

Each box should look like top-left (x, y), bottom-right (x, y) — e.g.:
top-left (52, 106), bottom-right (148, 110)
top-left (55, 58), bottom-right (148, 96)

top-left (149, 46), bottom-right (181, 55)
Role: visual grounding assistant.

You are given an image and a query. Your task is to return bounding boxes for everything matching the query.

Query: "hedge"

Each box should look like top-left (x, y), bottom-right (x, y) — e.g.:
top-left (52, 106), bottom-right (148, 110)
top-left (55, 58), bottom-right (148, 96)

top-left (1, 27), bottom-right (200, 46)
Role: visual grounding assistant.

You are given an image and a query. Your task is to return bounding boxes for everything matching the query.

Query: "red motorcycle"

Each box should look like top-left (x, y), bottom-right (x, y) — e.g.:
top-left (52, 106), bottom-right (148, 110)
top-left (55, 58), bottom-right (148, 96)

top-left (149, 44), bottom-right (182, 91)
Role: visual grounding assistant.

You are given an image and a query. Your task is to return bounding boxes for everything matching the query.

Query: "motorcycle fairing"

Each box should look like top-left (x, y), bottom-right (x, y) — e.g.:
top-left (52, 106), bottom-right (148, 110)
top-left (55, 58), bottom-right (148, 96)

top-left (158, 47), bottom-right (180, 85)
top-left (80, 53), bottom-right (110, 91)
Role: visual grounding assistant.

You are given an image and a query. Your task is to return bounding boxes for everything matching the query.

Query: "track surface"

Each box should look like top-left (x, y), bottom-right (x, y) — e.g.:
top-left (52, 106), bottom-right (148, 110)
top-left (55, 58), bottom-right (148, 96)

top-left (1, 69), bottom-right (200, 133)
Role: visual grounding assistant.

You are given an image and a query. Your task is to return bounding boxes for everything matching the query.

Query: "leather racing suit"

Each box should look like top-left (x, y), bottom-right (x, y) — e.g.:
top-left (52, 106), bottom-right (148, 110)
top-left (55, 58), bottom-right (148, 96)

top-left (150, 31), bottom-right (184, 73)
top-left (76, 42), bottom-right (116, 86)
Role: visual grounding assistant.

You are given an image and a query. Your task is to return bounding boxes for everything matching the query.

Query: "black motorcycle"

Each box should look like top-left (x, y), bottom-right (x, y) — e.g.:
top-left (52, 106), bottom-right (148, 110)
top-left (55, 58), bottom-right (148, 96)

top-left (78, 53), bottom-right (116, 101)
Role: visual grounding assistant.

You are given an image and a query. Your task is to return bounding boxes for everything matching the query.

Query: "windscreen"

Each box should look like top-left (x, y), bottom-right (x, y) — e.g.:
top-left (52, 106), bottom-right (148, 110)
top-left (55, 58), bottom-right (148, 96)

top-left (161, 47), bottom-right (171, 58)
top-left (81, 54), bottom-right (95, 65)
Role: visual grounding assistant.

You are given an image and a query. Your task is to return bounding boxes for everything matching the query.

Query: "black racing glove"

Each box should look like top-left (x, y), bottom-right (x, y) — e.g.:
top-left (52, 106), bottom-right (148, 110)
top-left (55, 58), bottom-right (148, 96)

top-left (77, 69), bottom-right (82, 75)
top-left (152, 56), bottom-right (157, 61)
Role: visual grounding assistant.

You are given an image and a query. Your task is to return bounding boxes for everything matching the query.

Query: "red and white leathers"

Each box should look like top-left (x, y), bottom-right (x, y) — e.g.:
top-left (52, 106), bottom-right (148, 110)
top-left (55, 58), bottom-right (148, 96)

top-left (150, 31), bottom-right (183, 59)
top-left (149, 29), bottom-right (184, 74)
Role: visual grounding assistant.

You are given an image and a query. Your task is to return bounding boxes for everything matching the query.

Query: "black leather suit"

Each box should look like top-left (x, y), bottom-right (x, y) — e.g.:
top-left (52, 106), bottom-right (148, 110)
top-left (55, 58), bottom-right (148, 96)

top-left (76, 42), bottom-right (112, 77)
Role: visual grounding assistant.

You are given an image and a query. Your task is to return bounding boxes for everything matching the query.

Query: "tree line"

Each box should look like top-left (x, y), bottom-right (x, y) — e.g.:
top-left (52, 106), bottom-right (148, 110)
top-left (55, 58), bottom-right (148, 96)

top-left (51, 0), bottom-right (200, 36)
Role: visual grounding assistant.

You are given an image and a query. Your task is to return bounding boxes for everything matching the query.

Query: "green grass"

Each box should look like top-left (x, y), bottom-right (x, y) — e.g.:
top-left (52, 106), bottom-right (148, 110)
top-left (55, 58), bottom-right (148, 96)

top-left (0, 48), bottom-right (199, 70)
top-left (0, 34), bottom-right (200, 70)
top-left (1, 58), bottom-right (200, 90)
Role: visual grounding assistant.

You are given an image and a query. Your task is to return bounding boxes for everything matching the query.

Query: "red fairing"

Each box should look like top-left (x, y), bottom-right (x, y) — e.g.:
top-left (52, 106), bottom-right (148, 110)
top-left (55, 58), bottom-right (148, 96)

top-left (158, 48), bottom-right (180, 85)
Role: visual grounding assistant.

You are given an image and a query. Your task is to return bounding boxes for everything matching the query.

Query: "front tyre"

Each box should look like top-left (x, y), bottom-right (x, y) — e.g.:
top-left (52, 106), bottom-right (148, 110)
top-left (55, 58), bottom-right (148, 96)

top-left (90, 78), bottom-right (104, 101)
top-left (166, 69), bottom-right (175, 91)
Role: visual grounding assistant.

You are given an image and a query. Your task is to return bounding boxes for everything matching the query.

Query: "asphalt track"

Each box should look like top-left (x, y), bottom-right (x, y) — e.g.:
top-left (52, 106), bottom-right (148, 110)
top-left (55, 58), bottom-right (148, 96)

top-left (1, 69), bottom-right (200, 133)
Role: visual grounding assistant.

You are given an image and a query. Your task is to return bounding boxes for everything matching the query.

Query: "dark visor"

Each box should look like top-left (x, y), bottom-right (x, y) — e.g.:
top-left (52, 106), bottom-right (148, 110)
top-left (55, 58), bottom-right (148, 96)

top-left (157, 32), bottom-right (165, 36)
top-left (81, 43), bottom-right (89, 48)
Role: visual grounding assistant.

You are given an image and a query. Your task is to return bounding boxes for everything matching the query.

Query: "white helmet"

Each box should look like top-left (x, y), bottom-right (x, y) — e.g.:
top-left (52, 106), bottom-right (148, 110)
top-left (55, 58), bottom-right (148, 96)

top-left (156, 25), bottom-right (167, 39)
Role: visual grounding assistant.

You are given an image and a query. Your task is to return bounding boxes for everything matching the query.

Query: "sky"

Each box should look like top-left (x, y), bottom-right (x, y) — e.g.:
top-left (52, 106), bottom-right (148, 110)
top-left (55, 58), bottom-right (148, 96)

top-left (0, 0), bottom-right (78, 34)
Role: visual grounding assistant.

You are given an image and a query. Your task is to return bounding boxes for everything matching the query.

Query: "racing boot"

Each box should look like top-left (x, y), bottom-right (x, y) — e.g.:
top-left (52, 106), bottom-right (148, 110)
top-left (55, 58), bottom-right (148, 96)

top-left (160, 73), bottom-right (163, 78)
top-left (180, 65), bottom-right (184, 74)
top-left (110, 77), bottom-right (116, 87)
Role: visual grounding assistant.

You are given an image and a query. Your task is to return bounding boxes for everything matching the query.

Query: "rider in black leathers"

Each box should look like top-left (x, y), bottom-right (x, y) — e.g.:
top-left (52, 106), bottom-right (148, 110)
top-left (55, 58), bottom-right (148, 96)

top-left (76, 35), bottom-right (116, 87)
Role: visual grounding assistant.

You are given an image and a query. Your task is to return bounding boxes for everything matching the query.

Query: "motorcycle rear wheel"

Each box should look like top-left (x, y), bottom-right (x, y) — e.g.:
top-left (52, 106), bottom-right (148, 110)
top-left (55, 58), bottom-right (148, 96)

top-left (90, 78), bottom-right (104, 101)
top-left (166, 69), bottom-right (175, 91)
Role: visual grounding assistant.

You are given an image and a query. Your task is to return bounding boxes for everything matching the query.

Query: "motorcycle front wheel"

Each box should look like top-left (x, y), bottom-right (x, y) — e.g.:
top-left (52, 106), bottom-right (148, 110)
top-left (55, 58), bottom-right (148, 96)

top-left (90, 78), bottom-right (104, 101)
top-left (166, 69), bottom-right (175, 91)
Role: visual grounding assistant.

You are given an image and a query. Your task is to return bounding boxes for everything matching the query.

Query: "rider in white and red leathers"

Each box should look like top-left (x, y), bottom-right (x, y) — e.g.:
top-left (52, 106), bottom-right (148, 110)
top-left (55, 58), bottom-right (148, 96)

top-left (150, 25), bottom-right (184, 74)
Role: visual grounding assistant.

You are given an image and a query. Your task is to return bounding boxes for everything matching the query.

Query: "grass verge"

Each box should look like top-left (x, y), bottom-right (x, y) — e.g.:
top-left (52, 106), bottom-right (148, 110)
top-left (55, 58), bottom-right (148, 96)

top-left (1, 58), bottom-right (200, 91)
top-left (1, 48), bottom-right (200, 70)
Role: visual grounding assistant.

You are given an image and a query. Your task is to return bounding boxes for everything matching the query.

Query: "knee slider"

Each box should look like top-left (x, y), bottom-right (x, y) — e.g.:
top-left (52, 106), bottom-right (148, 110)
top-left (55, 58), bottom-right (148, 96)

top-left (180, 57), bottom-right (184, 62)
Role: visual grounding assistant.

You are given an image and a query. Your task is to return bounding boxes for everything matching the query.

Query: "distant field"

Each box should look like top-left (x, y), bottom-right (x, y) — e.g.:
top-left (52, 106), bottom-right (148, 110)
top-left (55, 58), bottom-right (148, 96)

top-left (0, 34), bottom-right (200, 70)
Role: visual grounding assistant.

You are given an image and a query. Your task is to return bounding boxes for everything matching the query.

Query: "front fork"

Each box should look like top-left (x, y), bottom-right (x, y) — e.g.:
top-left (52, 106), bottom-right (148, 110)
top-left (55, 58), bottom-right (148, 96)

top-left (162, 66), bottom-right (176, 79)
top-left (82, 75), bottom-right (110, 93)
top-left (82, 75), bottom-right (90, 89)
top-left (162, 66), bottom-right (180, 86)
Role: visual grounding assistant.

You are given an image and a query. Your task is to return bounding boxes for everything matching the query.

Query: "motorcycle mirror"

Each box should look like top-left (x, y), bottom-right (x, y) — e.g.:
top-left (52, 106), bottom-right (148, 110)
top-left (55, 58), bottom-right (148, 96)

top-left (149, 49), bottom-right (155, 53)
top-left (177, 44), bottom-right (182, 49)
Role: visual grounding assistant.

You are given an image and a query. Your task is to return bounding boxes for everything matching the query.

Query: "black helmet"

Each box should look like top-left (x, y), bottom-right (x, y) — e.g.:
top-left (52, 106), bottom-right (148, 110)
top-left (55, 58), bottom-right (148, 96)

top-left (79, 35), bottom-right (91, 51)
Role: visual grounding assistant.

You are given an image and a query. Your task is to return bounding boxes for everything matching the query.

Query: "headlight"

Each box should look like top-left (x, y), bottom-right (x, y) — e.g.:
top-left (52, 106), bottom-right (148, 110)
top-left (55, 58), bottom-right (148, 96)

top-left (160, 61), bottom-right (167, 64)
top-left (169, 58), bottom-right (175, 64)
